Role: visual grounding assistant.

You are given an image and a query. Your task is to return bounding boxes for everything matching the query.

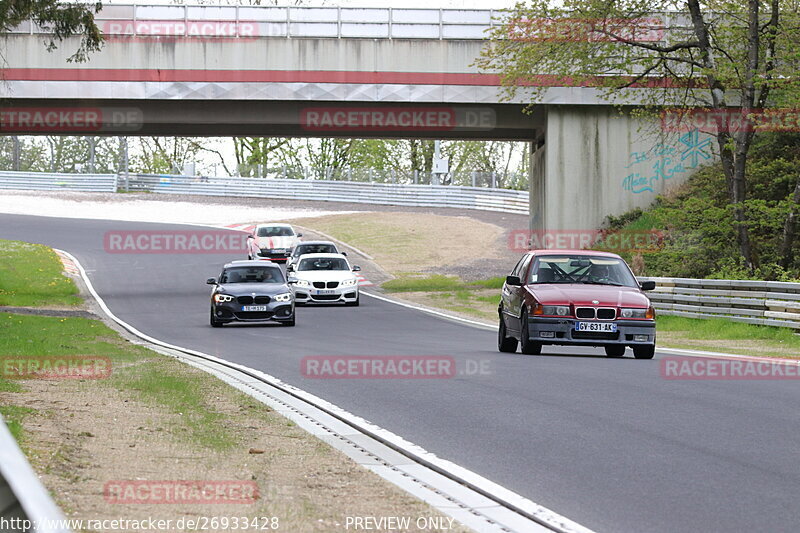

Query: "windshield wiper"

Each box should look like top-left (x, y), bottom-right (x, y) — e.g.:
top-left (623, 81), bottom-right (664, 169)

top-left (579, 280), bottom-right (626, 287)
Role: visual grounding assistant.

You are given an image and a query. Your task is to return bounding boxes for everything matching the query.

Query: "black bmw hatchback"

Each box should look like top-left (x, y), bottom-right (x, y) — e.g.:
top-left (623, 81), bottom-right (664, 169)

top-left (207, 260), bottom-right (295, 327)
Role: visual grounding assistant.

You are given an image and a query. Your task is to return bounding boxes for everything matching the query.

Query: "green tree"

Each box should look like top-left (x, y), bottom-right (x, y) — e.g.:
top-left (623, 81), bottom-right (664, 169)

top-left (0, 0), bottom-right (103, 62)
top-left (477, 0), bottom-right (800, 270)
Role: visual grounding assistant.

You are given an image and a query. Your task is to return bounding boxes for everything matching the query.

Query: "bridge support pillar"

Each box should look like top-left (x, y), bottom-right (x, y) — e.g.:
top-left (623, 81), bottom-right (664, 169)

top-left (533, 105), bottom-right (711, 234)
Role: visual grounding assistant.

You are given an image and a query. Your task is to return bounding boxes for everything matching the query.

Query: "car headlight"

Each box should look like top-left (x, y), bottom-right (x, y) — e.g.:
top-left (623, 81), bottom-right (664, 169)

top-left (293, 279), bottom-right (310, 287)
top-left (274, 292), bottom-right (293, 302)
top-left (214, 293), bottom-right (234, 303)
top-left (621, 307), bottom-right (649, 319)
top-left (541, 305), bottom-right (570, 316)
top-left (340, 278), bottom-right (357, 287)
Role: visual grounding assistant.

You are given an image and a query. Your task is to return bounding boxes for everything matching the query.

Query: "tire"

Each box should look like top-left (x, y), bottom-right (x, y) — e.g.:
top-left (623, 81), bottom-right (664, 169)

top-left (345, 295), bottom-right (360, 307)
top-left (498, 312), bottom-right (518, 353)
top-left (210, 309), bottom-right (223, 328)
top-left (519, 310), bottom-right (542, 355)
top-left (633, 344), bottom-right (656, 359)
top-left (604, 345), bottom-right (626, 358)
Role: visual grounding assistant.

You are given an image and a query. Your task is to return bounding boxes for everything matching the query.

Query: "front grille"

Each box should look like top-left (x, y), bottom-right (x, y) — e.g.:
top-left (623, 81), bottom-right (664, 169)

top-left (326, 281), bottom-right (339, 289)
top-left (311, 294), bottom-right (340, 301)
top-left (236, 295), bottom-right (270, 305)
top-left (575, 307), bottom-right (617, 320)
top-left (572, 331), bottom-right (619, 340)
top-left (234, 311), bottom-right (274, 319)
top-left (313, 282), bottom-right (326, 289)
top-left (597, 308), bottom-right (617, 320)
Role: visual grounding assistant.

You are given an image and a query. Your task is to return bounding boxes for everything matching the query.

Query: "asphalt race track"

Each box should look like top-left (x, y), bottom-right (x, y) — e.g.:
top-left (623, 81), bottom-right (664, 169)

top-left (3, 213), bottom-right (800, 533)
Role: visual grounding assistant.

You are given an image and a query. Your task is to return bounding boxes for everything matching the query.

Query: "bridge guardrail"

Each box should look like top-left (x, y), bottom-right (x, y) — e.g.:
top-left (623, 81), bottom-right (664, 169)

top-left (13, 5), bottom-right (500, 40)
top-left (125, 174), bottom-right (530, 214)
top-left (0, 171), bottom-right (117, 193)
top-left (639, 277), bottom-right (800, 330)
top-left (0, 414), bottom-right (71, 533)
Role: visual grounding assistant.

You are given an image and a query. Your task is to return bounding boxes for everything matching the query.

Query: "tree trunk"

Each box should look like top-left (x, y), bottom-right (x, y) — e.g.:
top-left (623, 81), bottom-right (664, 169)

top-left (780, 176), bottom-right (800, 268)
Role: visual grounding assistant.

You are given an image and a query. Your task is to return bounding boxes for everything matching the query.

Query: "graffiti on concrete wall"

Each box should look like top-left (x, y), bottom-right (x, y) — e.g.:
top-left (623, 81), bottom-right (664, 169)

top-left (622, 130), bottom-right (712, 194)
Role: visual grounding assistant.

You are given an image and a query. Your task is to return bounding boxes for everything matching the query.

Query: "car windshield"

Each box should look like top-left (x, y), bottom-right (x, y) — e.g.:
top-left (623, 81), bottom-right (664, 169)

top-left (220, 266), bottom-right (284, 284)
top-left (295, 244), bottom-right (336, 256)
top-left (257, 226), bottom-right (294, 237)
top-left (529, 256), bottom-right (638, 287)
top-left (298, 257), bottom-right (349, 271)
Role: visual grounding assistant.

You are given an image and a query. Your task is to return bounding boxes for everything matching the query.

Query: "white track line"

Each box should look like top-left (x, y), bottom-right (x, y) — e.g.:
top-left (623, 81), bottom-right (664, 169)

top-left (57, 248), bottom-right (594, 533)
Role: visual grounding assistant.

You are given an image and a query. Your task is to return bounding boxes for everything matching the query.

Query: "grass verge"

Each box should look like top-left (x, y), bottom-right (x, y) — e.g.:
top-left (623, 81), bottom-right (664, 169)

top-left (0, 240), bottom-right (80, 307)
top-left (0, 239), bottom-right (471, 531)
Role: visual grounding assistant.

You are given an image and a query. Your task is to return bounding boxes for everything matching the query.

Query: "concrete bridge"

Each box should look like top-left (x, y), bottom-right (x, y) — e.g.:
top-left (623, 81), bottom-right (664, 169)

top-left (0, 5), bottom-right (711, 232)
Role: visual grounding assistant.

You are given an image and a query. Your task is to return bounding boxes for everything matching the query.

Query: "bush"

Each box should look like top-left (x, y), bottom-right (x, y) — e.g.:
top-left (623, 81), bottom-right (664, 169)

top-left (594, 132), bottom-right (800, 281)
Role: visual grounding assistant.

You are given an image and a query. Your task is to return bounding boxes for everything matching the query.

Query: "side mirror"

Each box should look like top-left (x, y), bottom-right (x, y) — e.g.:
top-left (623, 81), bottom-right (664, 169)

top-left (505, 275), bottom-right (522, 286)
top-left (286, 264), bottom-right (295, 272)
top-left (246, 234), bottom-right (254, 240)
top-left (284, 251), bottom-right (292, 257)
top-left (341, 251), bottom-right (348, 256)
top-left (640, 280), bottom-right (656, 291)
top-left (352, 265), bottom-right (361, 272)
top-left (206, 277), bottom-right (217, 285)
top-left (297, 233), bottom-right (303, 237)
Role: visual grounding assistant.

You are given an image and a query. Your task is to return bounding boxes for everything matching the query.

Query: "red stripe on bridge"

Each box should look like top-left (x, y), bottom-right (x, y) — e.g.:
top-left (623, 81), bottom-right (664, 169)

top-left (0, 68), bottom-right (686, 88)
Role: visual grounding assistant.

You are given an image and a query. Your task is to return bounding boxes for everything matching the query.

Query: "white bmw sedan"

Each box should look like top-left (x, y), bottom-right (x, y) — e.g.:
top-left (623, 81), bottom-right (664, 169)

top-left (288, 253), bottom-right (361, 306)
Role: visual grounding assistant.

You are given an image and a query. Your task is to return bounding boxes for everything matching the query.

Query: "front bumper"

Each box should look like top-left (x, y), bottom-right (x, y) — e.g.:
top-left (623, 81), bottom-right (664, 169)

top-left (526, 317), bottom-right (655, 346)
top-left (254, 252), bottom-right (289, 263)
top-left (293, 284), bottom-right (359, 304)
top-left (212, 302), bottom-right (294, 323)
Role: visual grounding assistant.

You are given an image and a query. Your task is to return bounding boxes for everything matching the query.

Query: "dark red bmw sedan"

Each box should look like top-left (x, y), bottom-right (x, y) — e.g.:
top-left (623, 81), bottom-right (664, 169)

top-left (498, 249), bottom-right (657, 358)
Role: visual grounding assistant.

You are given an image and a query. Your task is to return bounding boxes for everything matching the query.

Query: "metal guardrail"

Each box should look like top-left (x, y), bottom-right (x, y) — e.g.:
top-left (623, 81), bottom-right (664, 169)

top-left (640, 277), bottom-right (800, 330)
top-left (0, 171), bottom-right (117, 193)
top-left (0, 414), bottom-right (71, 533)
top-left (12, 5), bottom-right (499, 40)
top-left (124, 174), bottom-right (530, 214)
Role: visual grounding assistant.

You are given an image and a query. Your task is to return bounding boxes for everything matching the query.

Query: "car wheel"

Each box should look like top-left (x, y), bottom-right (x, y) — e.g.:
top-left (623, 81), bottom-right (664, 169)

top-left (498, 312), bottom-right (518, 353)
top-left (345, 296), bottom-right (360, 307)
top-left (520, 310), bottom-right (542, 355)
top-left (210, 309), bottom-right (223, 328)
top-left (604, 345), bottom-right (626, 357)
top-left (633, 344), bottom-right (656, 359)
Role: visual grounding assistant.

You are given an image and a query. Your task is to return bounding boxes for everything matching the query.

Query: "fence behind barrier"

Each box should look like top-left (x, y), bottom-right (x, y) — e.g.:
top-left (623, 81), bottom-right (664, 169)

top-left (124, 174), bottom-right (530, 214)
top-left (0, 171), bottom-right (117, 192)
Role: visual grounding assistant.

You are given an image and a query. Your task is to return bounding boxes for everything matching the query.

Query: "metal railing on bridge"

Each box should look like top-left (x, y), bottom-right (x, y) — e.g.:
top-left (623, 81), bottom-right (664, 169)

top-left (12, 5), bottom-right (500, 40)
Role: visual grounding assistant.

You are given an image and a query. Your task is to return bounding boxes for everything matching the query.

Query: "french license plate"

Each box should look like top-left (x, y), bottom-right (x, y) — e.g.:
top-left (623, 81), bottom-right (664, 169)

top-left (273, 249), bottom-right (286, 254)
top-left (314, 289), bottom-right (335, 295)
top-left (575, 322), bottom-right (617, 332)
top-left (243, 305), bottom-right (268, 312)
